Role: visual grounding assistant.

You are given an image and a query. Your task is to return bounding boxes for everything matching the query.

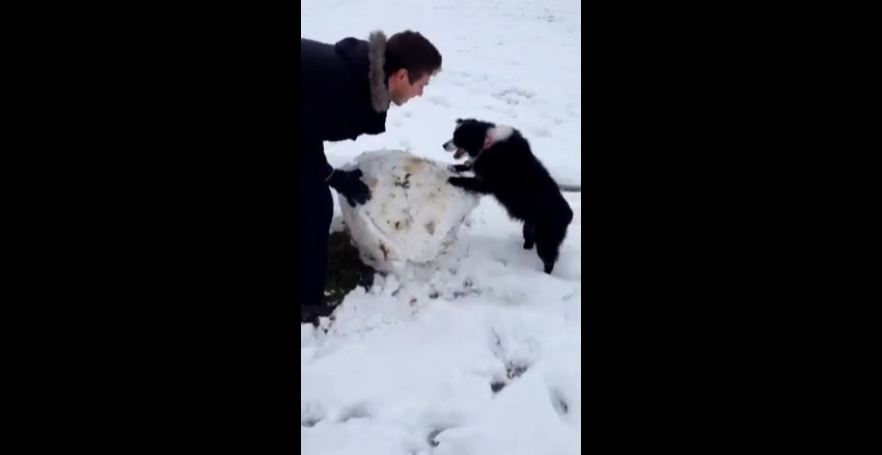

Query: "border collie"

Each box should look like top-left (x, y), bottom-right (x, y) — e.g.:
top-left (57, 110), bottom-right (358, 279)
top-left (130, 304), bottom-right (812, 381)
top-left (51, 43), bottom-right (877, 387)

top-left (443, 118), bottom-right (573, 274)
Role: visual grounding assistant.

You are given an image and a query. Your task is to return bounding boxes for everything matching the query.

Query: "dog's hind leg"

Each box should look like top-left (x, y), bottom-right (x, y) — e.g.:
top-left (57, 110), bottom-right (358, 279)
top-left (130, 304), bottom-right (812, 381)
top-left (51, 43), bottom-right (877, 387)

top-left (523, 222), bottom-right (536, 250)
top-left (536, 235), bottom-right (562, 274)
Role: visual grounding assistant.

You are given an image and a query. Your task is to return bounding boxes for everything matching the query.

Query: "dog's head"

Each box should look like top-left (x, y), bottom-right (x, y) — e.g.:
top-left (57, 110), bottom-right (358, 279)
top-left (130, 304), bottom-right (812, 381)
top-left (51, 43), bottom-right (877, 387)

top-left (442, 118), bottom-right (496, 160)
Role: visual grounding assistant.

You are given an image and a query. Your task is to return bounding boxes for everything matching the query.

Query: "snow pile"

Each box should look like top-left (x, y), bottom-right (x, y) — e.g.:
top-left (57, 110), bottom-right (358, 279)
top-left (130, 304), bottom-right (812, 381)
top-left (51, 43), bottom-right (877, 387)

top-left (338, 150), bottom-right (480, 273)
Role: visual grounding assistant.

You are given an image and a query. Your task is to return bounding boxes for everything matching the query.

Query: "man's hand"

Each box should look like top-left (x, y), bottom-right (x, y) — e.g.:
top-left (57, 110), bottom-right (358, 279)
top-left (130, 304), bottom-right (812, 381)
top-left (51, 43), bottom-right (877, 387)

top-left (328, 168), bottom-right (371, 207)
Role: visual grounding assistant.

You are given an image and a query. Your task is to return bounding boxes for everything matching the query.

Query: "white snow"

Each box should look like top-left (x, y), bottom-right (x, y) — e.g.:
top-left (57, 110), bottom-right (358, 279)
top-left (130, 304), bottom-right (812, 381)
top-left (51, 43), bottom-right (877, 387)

top-left (301, 0), bottom-right (581, 453)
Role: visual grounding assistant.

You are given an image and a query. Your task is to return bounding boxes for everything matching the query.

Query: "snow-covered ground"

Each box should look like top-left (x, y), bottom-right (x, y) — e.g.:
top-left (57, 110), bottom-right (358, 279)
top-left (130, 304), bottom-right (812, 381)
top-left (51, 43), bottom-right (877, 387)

top-left (301, 0), bottom-right (581, 453)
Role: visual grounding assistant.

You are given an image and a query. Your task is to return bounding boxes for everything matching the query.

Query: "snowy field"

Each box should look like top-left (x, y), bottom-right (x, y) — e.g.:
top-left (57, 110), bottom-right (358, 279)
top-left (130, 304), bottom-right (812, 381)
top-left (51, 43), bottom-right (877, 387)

top-left (301, 0), bottom-right (582, 453)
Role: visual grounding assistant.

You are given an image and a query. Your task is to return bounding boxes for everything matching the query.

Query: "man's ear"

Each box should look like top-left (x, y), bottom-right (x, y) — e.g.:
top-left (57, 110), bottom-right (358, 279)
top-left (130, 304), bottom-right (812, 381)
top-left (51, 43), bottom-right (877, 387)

top-left (392, 68), bottom-right (409, 82)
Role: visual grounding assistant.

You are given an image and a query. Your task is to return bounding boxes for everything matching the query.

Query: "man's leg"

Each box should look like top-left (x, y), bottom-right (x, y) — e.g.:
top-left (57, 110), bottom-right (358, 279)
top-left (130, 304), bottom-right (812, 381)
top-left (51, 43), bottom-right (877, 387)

top-left (300, 182), bottom-right (334, 324)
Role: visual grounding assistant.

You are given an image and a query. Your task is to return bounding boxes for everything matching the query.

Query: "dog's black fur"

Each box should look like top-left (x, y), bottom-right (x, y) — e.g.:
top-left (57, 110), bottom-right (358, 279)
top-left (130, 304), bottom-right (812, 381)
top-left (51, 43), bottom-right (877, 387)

top-left (443, 118), bottom-right (573, 274)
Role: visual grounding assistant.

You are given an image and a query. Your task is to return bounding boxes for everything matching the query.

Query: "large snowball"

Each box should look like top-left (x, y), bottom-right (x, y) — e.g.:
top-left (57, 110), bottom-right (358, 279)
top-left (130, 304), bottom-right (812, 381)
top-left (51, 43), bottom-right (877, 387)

top-left (337, 150), bottom-right (480, 273)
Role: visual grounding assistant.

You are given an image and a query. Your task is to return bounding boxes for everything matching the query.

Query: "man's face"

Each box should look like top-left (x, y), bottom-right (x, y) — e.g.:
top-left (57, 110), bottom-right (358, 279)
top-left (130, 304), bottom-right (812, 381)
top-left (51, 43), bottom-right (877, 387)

top-left (388, 69), bottom-right (432, 106)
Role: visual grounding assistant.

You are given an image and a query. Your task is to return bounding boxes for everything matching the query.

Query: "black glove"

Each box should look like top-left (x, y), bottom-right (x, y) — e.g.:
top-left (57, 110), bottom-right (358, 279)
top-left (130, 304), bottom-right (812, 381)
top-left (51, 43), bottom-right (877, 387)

top-left (328, 168), bottom-right (371, 207)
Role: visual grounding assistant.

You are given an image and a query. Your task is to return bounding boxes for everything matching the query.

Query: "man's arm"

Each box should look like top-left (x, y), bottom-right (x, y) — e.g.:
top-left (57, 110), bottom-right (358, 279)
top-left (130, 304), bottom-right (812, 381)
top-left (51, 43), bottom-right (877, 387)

top-left (301, 110), bottom-right (334, 180)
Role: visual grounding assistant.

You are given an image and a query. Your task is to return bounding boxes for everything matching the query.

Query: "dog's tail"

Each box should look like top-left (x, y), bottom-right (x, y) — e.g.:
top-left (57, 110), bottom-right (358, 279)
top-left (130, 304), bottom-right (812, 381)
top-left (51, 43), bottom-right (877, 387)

top-left (558, 184), bottom-right (581, 193)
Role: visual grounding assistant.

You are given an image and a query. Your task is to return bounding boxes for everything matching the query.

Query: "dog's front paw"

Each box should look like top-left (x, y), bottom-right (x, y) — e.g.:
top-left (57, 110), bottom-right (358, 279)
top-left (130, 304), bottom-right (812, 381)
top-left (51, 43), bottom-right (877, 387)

top-left (447, 177), bottom-right (467, 189)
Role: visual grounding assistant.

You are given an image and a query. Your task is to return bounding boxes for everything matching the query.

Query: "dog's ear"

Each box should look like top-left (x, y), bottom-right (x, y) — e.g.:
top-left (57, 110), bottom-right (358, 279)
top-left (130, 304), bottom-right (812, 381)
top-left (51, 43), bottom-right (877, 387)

top-left (455, 118), bottom-right (464, 125)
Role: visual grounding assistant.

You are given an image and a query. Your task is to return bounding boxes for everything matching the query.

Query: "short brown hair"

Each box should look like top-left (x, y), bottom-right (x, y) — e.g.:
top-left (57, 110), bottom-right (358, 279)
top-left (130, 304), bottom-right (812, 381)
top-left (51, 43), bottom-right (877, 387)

top-left (384, 30), bottom-right (442, 83)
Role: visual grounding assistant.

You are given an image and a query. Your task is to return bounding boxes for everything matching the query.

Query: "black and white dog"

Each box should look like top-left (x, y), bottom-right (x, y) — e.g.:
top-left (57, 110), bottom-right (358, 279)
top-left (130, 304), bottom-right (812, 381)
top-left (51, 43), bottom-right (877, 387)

top-left (444, 118), bottom-right (573, 274)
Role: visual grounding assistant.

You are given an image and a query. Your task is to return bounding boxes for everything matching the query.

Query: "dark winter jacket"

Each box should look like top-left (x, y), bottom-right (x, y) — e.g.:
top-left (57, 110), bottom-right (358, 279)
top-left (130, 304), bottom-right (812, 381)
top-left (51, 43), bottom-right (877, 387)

top-left (300, 31), bottom-right (391, 183)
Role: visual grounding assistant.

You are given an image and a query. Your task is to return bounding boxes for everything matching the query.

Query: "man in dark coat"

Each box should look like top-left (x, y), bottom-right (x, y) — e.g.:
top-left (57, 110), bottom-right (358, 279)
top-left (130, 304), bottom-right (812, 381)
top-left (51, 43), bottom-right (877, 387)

top-left (300, 30), bottom-right (442, 324)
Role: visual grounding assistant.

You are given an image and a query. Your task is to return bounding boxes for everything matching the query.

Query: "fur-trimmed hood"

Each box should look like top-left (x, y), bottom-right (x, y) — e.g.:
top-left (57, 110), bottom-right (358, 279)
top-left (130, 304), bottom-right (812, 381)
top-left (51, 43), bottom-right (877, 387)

top-left (329, 30), bottom-right (390, 113)
top-left (300, 32), bottom-right (390, 146)
top-left (366, 31), bottom-right (391, 112)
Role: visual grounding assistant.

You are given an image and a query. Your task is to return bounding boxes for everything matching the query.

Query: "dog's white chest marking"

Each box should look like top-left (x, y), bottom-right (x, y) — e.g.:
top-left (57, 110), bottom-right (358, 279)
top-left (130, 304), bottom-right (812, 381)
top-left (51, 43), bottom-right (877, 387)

top-left (488, 125), bottom-right (513, 142)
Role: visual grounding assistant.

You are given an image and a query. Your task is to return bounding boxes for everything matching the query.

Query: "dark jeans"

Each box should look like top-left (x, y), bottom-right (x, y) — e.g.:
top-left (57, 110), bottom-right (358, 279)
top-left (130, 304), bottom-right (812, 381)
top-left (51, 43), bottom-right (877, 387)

top-left (299, 179), bottom-right (333, 311)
